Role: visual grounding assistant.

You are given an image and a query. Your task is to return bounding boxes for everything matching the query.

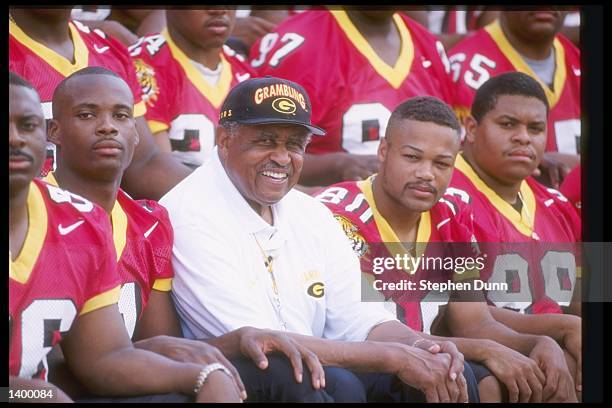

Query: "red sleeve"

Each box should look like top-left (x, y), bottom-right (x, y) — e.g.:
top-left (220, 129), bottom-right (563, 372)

top-left (140, 200), bottom-right (175, 283)
top-left (553, 186), bottom-right (582, 276)
top-left (129, 34), bottom-right (173, 129)
top-left (559, 164), bottom-right (581, 212)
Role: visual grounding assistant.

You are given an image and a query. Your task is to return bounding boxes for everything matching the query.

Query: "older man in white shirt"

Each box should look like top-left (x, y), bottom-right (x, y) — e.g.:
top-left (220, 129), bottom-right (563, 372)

top-left (160, 76), bottom-right (480, 403)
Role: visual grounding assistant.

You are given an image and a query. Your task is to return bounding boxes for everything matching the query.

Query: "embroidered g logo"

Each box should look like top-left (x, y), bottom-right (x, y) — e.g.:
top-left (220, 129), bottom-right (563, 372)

top-left (307, 282), bottom-right (325, 298)
top-left (272, 97), bottom-right (297, 114)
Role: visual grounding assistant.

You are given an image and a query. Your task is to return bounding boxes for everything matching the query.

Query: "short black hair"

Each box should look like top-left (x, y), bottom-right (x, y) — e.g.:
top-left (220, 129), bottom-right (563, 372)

top-left (471, 72), bottom-right (549, 122)
top-left (386, 96), bottom-right (461, 140)
top-left (52, 66), bottom-right (123, 117)
top-left (65, 66), bottom-right (122, 79)
top-left (9, 71), bottom-right (36, 91)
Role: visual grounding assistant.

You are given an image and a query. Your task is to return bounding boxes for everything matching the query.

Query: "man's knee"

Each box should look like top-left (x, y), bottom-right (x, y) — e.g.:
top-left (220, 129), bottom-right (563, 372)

top-left (464, 361), bottom-right (494, 403)
top-left (230, 355), bottom-right (333, 402)
top-left (478, 375), bottom-right (503, 403)
top-left (323, 366), bottom-right (367, 402)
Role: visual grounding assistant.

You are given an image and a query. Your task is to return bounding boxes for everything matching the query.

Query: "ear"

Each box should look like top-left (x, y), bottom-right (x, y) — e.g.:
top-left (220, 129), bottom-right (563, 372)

top-left (47, 120), bottom-right (61, 146)
top-left (133, 124), bottom-right (140, 147)
top-left (378, 136), bottom-right (388, 163)
top-left (464, 115), bottom-right (478, 144)
top-left (135, 116), bottom-right (151, 147)
top-left (216, 126), bottom-right (230, 160)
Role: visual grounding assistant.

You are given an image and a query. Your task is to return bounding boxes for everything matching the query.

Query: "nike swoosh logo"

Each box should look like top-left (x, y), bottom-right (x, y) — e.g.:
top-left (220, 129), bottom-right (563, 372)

top-left (235, 73), bottom-right (251, 82)
top-left (94, 44), bottom-right (109, 54)
top-left (144, 221), bottom-right (159, 238)
top-left (436, 218), bottom-right (451, 230)
top-left (58, 220), bottom-right (85, 235)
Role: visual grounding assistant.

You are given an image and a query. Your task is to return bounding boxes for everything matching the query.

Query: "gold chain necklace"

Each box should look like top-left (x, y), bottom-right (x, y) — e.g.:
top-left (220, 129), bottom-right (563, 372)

top-left (253, 234), bottom-right (287, 330)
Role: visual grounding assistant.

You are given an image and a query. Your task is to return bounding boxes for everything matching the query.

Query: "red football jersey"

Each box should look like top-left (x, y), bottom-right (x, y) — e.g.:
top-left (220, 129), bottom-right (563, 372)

top-left (9, 179), bottom-right (121, 380)
top-left (559, 164), bottom-right (581, 213)
top-left (449, 154), bottom-right (581, 314)
top-left (9, 19), bottom-right (146, 175)
top-left (448, 20), bottom-right (581, 154)
top-left (130, 28), bottom-right (255, 167)
top-left (45, 173), bottom-right (174, 338)
top-left (315, 177), bottom-right (479, 333)
top-left (250, 8), bottom-right (454, 155)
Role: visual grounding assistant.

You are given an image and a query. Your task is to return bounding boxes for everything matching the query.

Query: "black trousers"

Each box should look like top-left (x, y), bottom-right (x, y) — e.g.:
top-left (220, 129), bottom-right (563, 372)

top-left (77, 357), bottom-right (488, 403)
top-left (231, 354), bottom-right (483, 403)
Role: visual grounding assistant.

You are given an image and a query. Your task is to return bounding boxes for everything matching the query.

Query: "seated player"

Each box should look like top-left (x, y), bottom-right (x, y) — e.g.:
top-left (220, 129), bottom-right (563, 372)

top-left (448, 8), bottom-right (580, 188)
top-left (129, 8), bottom-right (254, 169)
top-left (315, 96), bottom-right (576, 402)
top-left (249, 7), bottom-right (455, 186)
top-left (9, 71), bottom-right (241, 403)
top-left (44, 67), bottom-right (325, 402)
top-left (449, 72), bottom-right (582, 397)
top-left (8, 7), bottom-right (191, 200)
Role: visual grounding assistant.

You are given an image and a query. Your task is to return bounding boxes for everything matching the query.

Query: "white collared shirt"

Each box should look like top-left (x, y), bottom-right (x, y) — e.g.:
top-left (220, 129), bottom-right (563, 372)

top-left (160, 148), bottom-right (397, 341)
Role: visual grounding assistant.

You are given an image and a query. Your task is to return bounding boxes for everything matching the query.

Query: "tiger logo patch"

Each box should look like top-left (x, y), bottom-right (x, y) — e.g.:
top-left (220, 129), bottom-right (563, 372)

top-left (334, 215), bottom-right (368, 258)
top-left (133, 58), bottom-right (159, 107)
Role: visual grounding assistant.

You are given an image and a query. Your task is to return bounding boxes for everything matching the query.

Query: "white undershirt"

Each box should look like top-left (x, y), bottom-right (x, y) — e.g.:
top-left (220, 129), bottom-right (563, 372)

top-left (190, 59), bottom-right (222, 87)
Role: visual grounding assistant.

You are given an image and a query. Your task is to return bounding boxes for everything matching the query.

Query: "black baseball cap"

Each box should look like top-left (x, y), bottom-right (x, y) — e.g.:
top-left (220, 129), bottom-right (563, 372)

top-left (219, 76), bottom-right (326, 136)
